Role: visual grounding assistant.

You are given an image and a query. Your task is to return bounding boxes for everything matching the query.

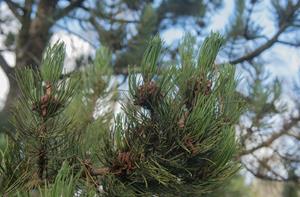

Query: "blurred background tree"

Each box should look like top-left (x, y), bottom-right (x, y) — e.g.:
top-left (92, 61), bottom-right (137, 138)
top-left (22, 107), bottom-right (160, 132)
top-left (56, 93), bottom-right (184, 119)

top-left (1, 0), bottom-right (300, 196)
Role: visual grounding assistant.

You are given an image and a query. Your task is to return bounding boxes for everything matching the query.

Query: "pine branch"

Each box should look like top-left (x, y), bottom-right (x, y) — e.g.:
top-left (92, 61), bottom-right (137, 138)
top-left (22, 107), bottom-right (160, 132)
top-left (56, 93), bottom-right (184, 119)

top-left (243, 153), bottom-right (300, 182)
top-left (98, 33), bottom-right (243, 196)
top-left (239, 116), bottom-right (300, 157)
top-left (243, 0), bottom-right (258, 40)
top-left (277, 39), bottom-right (300, 47)
top-left (1, 42), bottom-right (81, 191)
top-left (53, 0), bottom-right (85, 21)
top-left (2, 33), bottom-right (243, 195)
top-left (229, 25), bottom-right (286, 64)
top-left (54, 22), bottom-right (97, 48)
top-left (243, 162), bottom-right (291, 182)
top-left (229, 0), bottom-right (300, 64)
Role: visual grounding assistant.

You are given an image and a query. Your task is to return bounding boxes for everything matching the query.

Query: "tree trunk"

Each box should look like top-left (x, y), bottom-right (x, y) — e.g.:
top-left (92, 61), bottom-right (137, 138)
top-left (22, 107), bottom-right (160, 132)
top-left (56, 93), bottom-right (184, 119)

top-left (16, 0), bottom-right (57, 68)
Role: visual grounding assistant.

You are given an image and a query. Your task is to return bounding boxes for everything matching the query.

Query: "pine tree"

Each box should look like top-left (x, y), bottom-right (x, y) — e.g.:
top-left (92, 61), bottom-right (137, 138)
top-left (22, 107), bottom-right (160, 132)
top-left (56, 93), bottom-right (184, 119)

top-left (0, 42), bottom-right (113, 196)
top-left (0, 33), bottom-right (243, 196)
top-left (0, 42), bottom-right (80, 193)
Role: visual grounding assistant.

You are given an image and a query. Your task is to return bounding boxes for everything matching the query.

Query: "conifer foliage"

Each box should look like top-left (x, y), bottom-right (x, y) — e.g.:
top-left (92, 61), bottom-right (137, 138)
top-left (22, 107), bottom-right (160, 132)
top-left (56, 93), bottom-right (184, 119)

top-left (0, 43), bottom-right (80, 194)
top-left (0, 33), bottom-right (243, 196)
top-left (98, 33), bottom-right (244, 196)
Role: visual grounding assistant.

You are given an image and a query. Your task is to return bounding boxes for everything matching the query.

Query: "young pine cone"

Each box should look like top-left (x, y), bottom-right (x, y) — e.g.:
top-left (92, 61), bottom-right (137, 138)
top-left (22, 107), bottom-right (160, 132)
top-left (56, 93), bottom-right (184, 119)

top-left (134, 81), bottom-right (162, 110)
top-left (32, 82), bottom-right (62, 118)
top-left (185, 78), bottom-right (212, 110)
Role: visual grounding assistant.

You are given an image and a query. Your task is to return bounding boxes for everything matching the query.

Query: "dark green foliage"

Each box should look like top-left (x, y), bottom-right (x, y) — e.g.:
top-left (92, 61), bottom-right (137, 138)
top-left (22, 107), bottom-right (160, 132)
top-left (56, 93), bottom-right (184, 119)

top-left (114, 5), bottom-right (158, 74)
top-left (0, 42), bottom-right (114, 195)
top-left (1, 1), bottom-right (300, 194)
top-left (0, 33), bottom-right (242, 196)
top-left (0, 42), bottom-right (80, 194)
top-left (98, 33), bottom-right (244, 196)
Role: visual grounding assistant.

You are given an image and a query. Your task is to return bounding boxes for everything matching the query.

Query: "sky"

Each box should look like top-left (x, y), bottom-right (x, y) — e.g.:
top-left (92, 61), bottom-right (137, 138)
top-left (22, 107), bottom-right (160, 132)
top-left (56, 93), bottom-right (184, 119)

top-left (0, 0), bottom-right (300, 108)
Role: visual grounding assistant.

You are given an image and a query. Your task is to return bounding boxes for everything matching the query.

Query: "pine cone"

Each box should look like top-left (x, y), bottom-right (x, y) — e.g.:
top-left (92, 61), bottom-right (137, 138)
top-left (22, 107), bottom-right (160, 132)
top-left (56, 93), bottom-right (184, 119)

top-left (185, 78), bottom-right (212, 110)
top-left (111, 151), bottom-right (135, 176)
top-left (134, 81), bottom-right (162, 110)
top-left (178, 111), bottom-right (190, 128)
top-left (32, 82), bottom-right (63, 118)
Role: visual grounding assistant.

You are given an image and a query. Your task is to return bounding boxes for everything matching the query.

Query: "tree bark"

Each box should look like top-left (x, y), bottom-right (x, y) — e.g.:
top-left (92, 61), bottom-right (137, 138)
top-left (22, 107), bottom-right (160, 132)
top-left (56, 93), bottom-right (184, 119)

top-left (16, 0), bottom-right (58, 68)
